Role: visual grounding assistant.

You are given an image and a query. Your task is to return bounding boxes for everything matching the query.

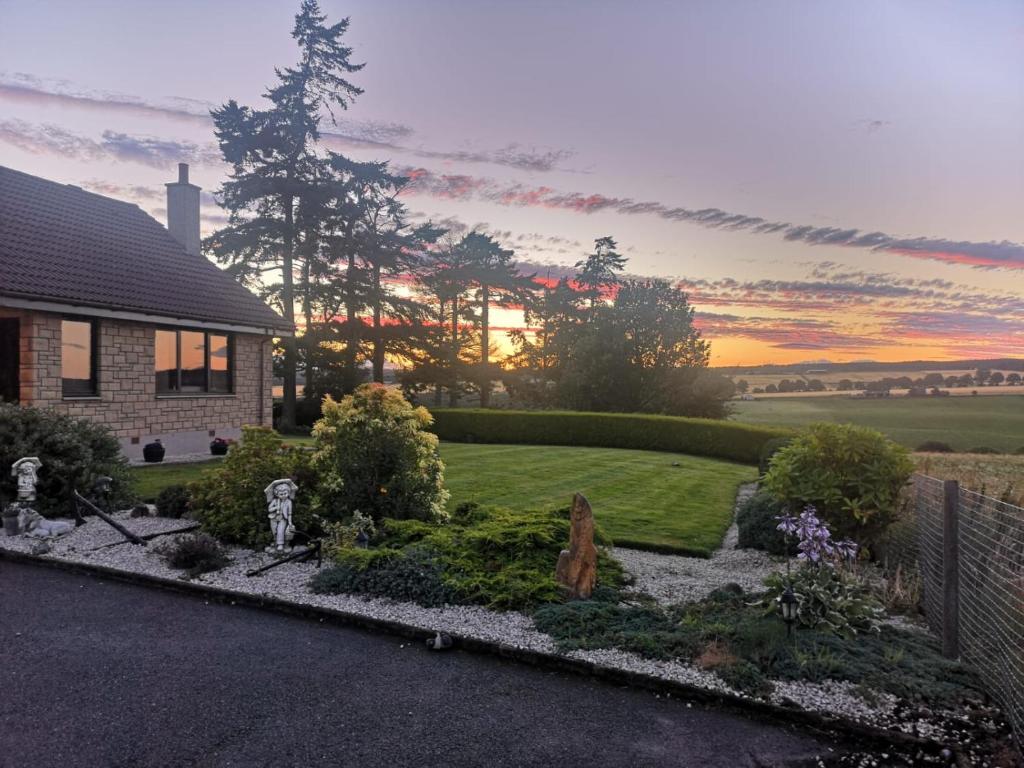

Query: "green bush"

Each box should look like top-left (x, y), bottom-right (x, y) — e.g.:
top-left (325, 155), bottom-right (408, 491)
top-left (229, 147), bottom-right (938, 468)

top-left (155, 484), bottom-right (190, 519)
top-left (762, 422), bottom-right (914, 547)
top-left (188, 426), bottom-right (313, 548)
top-left (311, 504), bottom-right (623, 611)
top-left (758, 436), bottom-right (793, 475)
top-left (313, 385), bottom-right (449, 524)
top-left (0, 404), bottom-right (134, 516)
top-left (428, 408), bottom-right (792, 465)
top-left (157, 533), bottom-right (230, 578)
top-left (735, 491), bottom-right (795, 556)
top-left (915, 441), bottom-right (954, 453)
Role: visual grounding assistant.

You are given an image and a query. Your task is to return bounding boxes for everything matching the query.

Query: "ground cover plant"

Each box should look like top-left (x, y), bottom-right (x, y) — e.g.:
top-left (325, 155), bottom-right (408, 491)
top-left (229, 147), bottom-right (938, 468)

top-left (133, 442), bottom-right (755, 556)
top-left (730, 394), bottom-right (1024, 453)
top-left (533, 586), bottom-right (983, 707)
top-left (310, 502), bottom-right (624, 610)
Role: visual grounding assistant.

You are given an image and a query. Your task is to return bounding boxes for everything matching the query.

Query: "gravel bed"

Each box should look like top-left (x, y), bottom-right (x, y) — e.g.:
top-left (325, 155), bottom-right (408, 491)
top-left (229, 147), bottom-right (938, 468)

top-left (0, 496), bottom-right (1010, 761)
top-left (613, 482), bottom-right (781, 606)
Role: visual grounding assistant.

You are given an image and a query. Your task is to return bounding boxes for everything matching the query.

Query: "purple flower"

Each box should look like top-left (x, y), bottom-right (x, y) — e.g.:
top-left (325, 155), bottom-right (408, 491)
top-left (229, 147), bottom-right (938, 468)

top-left (835, 539), bottom-right (859, 561)
top-left (775, 514), bottom-right (798, 535)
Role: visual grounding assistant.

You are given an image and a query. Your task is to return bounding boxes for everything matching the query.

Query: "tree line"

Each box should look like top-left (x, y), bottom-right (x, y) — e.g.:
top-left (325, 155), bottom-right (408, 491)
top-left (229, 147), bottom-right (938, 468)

top-left (207, 2), bottom-right (731, 429)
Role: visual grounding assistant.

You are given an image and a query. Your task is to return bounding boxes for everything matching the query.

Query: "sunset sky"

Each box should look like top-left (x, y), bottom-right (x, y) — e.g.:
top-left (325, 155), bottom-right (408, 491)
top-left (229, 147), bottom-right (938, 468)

top-left (1, 1), bottom-right (1021, 366)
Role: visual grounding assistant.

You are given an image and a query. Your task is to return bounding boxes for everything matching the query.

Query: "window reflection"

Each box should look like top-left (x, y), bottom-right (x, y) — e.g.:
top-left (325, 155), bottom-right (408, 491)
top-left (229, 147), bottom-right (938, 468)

top-left (155, 328), bottom-right (232, 395)
top-left (62, 319), bottom-right (96, 397)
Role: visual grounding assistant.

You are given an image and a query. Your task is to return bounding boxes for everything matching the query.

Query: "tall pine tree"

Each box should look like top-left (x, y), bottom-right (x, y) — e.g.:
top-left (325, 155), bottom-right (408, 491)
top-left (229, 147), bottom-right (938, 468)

top-left (207, 0), bottom-right (363, 430)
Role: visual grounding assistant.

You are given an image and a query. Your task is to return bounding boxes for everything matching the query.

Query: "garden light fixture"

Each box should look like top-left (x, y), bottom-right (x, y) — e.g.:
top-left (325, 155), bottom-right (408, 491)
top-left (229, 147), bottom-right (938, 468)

top-left (780, 585), bottom-right (798, 634)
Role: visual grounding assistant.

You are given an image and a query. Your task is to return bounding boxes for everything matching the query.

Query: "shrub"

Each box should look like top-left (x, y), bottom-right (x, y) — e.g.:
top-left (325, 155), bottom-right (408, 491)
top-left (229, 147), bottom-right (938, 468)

top-left (155, 484), bottom-right (191, 519)
top-left (915, 441), bottom-right (954, 453)
top-left (966, 446), bottom-right (1000, 455)
top-left (428, 408), bottom-right (792, 465)
top-left (1014, 446), bottom-right (1024, 456)
top-left (188, 426), bottom-right (313, 548)
top-left (322, 511), bottom-right (377, 560)
top-left (312, 504), bottom-right (624, 611)
top-left (735, 491), bottom-right (795, 556)
top-left (312, 385), bottom-right (448, 524)
top-left (0, 403), bottom-right (134, 516)
top-left (762, 422), bottom-right (914, 547)
top-left (310, 546), bottom-right (457, 607)
top-left (157, 533), bottom-right (230, 577)
top-left (758, 436), bottom-right (793, 475)
top-left (764, 567), bottom-right (881, 638)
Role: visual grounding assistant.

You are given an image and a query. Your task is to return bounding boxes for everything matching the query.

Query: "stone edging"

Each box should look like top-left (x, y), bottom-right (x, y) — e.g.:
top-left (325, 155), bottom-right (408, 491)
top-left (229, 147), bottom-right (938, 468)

top-left (0, 548), bottom-right (942, 760)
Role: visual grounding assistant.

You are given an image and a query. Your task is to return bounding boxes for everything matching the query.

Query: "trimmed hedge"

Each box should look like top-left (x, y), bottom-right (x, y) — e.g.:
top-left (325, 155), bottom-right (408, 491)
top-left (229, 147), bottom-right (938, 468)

top-left (426, 409), bottom-right (793, 465)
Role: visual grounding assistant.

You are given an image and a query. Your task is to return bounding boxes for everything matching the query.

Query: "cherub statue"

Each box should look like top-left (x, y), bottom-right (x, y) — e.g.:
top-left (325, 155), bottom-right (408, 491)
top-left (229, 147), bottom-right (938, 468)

top-left (264, 478), bottom-right (298, 554)
top-left (12, 457), bottom-right (42, 502)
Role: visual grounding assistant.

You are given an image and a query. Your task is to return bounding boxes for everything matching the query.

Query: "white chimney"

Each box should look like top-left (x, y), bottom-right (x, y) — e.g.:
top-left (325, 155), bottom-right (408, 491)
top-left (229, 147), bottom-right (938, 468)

top-left (165, 162), bottom-right (201, 256)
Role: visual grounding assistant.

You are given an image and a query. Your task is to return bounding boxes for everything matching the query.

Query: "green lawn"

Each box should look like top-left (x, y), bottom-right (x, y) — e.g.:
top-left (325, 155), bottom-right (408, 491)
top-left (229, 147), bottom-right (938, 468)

top-left (730, 395), bottom-right (1024, 453)
top-left (132, 442), bottom-right (755, 556)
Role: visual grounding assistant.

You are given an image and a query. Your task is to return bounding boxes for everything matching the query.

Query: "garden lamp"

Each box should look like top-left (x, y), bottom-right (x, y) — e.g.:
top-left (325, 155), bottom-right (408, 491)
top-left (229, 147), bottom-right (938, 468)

top-left (355, 530), bottom-right (370, 549)
top-left (780, 585), bottom-right (798, 635)
top-left (93, 476), bottom-right (114, 516)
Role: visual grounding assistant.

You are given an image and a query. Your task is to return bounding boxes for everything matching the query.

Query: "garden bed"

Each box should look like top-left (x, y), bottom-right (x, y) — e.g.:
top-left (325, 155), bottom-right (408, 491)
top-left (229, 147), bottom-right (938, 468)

top-left (2, 504), bottom-right (1015, 766)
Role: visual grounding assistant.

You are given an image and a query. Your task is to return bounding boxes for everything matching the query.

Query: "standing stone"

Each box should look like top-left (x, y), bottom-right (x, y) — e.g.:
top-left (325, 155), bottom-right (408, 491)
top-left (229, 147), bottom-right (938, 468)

top-left (556, 493), bottom-right (598, 600)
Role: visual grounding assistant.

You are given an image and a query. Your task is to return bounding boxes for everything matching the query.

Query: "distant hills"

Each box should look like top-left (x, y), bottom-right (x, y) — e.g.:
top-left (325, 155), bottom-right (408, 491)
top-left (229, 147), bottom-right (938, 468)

top-left (713, 358), bottom-right (1024, 376)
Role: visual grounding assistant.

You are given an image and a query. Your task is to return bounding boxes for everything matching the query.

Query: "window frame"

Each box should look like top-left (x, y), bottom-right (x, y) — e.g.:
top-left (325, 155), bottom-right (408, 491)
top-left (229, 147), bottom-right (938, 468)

top-left (61, 317), bottom-right (99, 399)
top-left (155, 327), bottom-right (234, 397)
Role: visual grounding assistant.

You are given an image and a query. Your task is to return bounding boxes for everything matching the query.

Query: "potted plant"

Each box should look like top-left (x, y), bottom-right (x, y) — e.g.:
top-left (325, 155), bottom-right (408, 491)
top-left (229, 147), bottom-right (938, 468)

top-left (142, 439), bottom-right (165, 463)
top-left (209, 437), bottom-right (233, 456)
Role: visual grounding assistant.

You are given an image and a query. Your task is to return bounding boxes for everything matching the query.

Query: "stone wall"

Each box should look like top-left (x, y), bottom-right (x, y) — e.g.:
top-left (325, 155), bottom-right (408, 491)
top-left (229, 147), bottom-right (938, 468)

top-left (5, 308), bottom-right (273, 458)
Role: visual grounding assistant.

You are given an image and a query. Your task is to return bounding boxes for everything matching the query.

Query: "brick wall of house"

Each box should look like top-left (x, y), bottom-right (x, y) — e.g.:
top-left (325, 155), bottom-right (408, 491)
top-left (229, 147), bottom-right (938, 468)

top-left (8, 308), bottom-right (273, 453)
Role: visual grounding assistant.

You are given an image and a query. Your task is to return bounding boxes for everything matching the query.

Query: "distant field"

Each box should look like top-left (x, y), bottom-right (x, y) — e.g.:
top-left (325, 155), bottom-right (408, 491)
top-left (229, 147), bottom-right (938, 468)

top-left (914, 453), bottom-right (1024, 507)
top-left (734, 368), bottom-right (1021, 391)
top-left (730, 395), bottom-right (1024, 453)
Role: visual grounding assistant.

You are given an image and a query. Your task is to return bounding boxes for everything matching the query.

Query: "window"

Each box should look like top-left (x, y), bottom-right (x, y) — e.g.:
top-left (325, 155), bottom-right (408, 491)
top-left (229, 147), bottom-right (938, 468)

top-left (155, 329), bottom-right (233, 395)
top-left (61, 319), bottom-right (98, 397)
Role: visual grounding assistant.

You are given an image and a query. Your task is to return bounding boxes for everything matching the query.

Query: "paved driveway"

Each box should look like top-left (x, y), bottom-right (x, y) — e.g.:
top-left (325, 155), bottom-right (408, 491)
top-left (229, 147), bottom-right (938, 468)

top-left (0, 560), bottom-right (844, 768)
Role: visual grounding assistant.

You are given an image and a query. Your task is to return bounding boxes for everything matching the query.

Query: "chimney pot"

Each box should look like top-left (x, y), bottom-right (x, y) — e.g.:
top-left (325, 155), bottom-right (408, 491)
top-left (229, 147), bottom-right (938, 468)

top-left (178, 163), bottom-right (189, 184)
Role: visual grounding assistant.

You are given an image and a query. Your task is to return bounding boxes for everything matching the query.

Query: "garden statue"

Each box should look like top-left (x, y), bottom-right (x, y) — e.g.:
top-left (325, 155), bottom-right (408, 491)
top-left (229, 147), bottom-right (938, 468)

top-left (264, 478), bottom-right (298, 554)
top-left (555, 493), bottom-right (598, 600)
top-left (6, 457), bottom-right (73, 539)
top-left (13, 457), bottom-right (42, 502)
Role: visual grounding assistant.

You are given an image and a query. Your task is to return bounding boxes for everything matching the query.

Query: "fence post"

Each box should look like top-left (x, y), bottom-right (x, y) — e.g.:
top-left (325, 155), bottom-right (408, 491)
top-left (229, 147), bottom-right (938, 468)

top-left (942, 479), bottom-right (960, 659)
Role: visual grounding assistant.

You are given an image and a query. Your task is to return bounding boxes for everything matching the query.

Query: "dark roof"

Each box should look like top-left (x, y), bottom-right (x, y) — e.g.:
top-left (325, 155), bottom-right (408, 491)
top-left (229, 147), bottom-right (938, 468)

top-left (0, 165), bottom-right (290, 332)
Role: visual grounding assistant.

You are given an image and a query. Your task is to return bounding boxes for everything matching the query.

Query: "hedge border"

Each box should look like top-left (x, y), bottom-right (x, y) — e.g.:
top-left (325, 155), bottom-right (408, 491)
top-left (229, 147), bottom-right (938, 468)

top-left (0, 549), bottom-right (942, 761)
top-left (427, 409), bottom-right (793, 465)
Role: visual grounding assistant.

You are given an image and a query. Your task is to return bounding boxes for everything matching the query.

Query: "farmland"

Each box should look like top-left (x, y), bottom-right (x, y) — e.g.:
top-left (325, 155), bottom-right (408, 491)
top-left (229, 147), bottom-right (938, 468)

top-left (730, 394), bottom-right (1024, 453)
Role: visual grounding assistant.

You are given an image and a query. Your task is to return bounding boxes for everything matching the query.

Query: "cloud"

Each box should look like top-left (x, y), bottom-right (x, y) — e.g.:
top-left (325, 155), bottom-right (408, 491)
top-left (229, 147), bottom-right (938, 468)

top-left (0, 119), bottom-right (220, 169)
top-left (0, 72), bottom-right (570, 173)
top-left (400, 167), bottom-right (1024, 270)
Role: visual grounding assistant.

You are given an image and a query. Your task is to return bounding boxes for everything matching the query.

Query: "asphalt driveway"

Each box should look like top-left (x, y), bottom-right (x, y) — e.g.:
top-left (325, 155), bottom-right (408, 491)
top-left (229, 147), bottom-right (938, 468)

top-left (0, 559), bottom-right (844, 768)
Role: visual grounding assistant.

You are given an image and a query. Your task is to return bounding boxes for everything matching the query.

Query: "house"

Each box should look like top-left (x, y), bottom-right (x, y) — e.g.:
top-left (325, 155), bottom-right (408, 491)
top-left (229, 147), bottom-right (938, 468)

top-left (0, 163), bottom-right (292, 460)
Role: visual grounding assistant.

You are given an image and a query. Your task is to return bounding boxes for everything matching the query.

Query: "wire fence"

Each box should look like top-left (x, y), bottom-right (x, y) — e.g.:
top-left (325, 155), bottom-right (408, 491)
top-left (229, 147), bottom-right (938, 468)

top-left (909, 474), bottom-right (1024, 750)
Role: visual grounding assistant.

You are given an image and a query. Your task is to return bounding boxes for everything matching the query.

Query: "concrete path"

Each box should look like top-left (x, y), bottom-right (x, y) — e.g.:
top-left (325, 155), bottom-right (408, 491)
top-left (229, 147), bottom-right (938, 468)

top-left (0, 560), bottom-right (845, 768)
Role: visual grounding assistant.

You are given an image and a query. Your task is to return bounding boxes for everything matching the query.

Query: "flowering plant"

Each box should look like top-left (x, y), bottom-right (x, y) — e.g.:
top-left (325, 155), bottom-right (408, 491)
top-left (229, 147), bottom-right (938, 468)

top-left (775, 506), bottom-right (859, 566)
top-left (765, 505), bottom-right (880, 637)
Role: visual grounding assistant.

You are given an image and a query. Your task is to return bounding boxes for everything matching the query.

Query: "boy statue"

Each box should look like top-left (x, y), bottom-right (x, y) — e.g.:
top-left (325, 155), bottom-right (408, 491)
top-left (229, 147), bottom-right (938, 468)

top-left (264, 479), bottom-right (298, 554)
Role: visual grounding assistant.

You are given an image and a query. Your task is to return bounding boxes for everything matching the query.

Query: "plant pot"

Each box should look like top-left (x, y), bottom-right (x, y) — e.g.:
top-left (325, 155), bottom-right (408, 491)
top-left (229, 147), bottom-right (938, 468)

top-left (3, 514), bottom-right (21, 536)
top-left (143, 440), bottom-right (165, 463)
top-left (210, 441), bottom-right (229, 456)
